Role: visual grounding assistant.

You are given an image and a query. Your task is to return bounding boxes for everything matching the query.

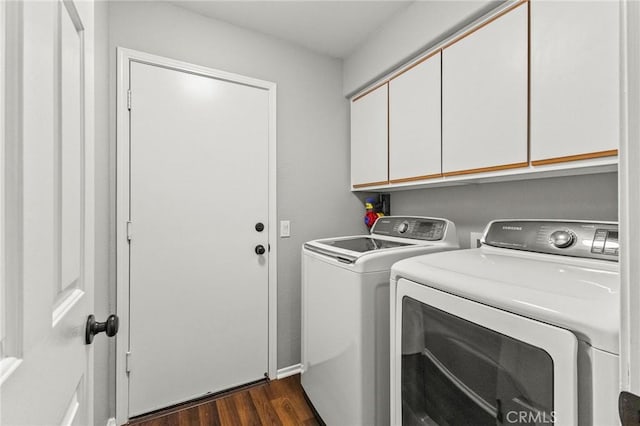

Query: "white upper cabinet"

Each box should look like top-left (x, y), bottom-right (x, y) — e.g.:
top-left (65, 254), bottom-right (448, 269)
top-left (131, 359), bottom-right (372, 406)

top-left (442, 3), bottom-right (528, 176)
top-left (351, 84), bottom-right (388, 188)
top-left (530, 1), bottom-right (619, 165)
top-left (389, 52), bottom-right (442, 183)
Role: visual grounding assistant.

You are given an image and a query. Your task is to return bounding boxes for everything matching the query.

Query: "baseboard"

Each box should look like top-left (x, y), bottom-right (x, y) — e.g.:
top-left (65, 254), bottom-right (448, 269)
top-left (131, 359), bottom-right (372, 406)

top-left (276, 363), bottom-right (302, 379)
top-left (106, 418), bottom-right (117, 426)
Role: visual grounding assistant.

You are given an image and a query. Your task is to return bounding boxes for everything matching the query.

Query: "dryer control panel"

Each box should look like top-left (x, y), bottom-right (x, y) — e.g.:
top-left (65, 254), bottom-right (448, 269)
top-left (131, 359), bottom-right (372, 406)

top-left (482, 220), bottom-right (619, 261)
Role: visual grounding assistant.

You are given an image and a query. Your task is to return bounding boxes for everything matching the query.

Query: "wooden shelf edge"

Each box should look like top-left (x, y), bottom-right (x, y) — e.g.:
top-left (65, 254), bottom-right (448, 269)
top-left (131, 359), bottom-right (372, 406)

top-left (443, 161), bottom-right (529, 177)
top-left (389, 173), bottom-right (443, 184)
top-left (531, 150), bottom-right (618, 166)
top-left (352, 180), bottom-right (390, 189)
top-left (352, 161), bottom-right (617, 192)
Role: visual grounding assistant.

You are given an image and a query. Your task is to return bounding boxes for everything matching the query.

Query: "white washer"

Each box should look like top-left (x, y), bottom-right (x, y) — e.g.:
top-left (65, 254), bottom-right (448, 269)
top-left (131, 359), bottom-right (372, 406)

top-left (302, 216), bottom-right (459, 426)
top-left (391, 219), bottom-right (619, 426)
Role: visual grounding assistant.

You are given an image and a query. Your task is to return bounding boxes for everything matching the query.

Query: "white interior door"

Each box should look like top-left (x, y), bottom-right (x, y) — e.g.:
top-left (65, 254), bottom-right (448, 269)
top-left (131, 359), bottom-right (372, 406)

top-left (126, 60), bottom-right (272, 417)
top-left (1, 0), bottom-right (96, 424)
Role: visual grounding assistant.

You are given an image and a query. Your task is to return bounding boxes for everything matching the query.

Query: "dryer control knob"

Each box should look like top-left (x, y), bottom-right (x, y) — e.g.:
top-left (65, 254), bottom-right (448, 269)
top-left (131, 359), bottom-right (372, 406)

top-left (550, 230), bottom-right (575, 248)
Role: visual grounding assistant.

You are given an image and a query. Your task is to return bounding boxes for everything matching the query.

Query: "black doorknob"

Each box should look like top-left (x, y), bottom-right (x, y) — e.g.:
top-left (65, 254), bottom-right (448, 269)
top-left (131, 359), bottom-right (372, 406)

top-left (255, 244), bottom-right (266, 255)
top-left (85, 314), bottom-right (119, 344)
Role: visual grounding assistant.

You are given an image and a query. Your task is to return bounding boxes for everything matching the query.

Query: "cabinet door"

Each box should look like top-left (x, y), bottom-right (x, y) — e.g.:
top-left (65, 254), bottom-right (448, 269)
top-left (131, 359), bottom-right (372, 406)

top-left (442, 3), bottom-right (528, 176)
top-left (351, 84), bottom-right (388, 188)
top-left (530, 1), bottom-right (619, 165)
top-left (389, 52), bottom-right (442, 183)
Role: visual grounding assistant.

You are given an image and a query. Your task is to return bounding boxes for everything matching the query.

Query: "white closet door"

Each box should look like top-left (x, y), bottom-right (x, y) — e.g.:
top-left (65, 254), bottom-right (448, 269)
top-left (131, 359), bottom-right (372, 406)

top-left (530, 1), bottom-right (619, 164)
top-left (389, 53), bottom-right (442, 183)
top-left (351, 84), bottom-right (388, 187)
top-left (442, 3), bottom-right (528, 176)
top-left (127, 61), bottom-right (271, 417)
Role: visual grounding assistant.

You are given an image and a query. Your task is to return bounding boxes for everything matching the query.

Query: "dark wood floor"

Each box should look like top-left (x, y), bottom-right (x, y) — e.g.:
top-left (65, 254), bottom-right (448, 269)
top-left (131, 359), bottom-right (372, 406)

top-left (127, 375), bottom-right (321, 426)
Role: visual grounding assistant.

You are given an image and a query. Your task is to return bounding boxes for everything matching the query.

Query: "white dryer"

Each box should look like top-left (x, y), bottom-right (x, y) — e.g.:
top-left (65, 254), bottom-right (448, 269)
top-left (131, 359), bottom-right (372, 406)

top-left (390, 220), bottom-right (619, 426)
top-left (302, 216), bottom-right (459, 426)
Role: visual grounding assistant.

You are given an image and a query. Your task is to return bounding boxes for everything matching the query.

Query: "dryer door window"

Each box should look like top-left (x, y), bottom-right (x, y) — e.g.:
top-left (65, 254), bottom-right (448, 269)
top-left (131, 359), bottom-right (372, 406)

top-left (401, 296), bottom-right (554, 425)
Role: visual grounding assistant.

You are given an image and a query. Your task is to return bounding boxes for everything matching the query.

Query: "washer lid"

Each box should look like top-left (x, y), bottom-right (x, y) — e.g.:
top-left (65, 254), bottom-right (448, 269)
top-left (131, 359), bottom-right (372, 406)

top-left (391, 247), bottom-right (620, 353)
top-left (321, 237), bottom-right (412, 253)
top-left (303, 235), bottom-right (420, 265)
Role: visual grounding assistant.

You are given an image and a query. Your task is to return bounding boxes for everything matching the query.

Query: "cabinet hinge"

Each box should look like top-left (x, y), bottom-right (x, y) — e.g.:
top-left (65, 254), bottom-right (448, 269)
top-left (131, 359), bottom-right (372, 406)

top-left (126, 221), bottom-right (133, 241)
top-left (127, 89), bottom-right (132, 111)
top-left (126, 351), bottom-right (132, 374)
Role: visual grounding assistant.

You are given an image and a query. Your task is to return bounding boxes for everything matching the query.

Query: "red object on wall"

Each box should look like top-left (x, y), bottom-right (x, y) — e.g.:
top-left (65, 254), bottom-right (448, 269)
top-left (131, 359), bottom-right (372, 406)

top-left (364, 211), bottom-right (380, 228)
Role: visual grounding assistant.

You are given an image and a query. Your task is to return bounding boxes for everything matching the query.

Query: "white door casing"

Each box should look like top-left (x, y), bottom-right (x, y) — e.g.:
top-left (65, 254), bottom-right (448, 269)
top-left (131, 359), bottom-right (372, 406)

top-left (115, 49), bottom-right (277, 422)
top-left (620, 0), bottom-right (640, 407)
top-left (1, 0), bottom-right (96, 424)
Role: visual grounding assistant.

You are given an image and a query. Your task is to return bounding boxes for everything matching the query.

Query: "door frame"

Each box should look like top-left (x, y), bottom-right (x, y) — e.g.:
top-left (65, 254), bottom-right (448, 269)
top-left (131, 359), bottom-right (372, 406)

top-left (620, 0), bottom-right (640, 398)
top-left (115, 47), bottom-right (278, 424)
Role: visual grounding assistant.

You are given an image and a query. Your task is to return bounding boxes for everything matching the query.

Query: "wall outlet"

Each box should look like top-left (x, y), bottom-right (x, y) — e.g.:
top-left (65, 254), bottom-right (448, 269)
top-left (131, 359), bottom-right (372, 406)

top-left (280, 220), bottom-right (290, 238)
top-left (470, 232), bottom-right (483, 248)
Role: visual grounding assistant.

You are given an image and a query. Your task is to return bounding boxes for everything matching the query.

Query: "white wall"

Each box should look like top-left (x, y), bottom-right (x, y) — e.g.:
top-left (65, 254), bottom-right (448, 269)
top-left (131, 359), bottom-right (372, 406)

top-left (391, 173), bottom-right (618, 249)
top-left (95, 1), bottom-right (365, 423)
top-left (343, 0), bottom-right (501, 96)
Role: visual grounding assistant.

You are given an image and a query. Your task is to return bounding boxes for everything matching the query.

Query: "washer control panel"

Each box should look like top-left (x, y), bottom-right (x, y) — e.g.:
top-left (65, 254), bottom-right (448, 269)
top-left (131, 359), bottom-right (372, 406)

top-left (371, 216), bottom-right (448, 241)
top-left (483, 220), bottom-right (618, 261)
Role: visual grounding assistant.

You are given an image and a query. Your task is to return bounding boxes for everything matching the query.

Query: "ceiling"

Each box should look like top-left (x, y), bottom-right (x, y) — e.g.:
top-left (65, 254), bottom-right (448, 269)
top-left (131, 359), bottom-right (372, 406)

top-left (169, 1), bottom-right (414, 58)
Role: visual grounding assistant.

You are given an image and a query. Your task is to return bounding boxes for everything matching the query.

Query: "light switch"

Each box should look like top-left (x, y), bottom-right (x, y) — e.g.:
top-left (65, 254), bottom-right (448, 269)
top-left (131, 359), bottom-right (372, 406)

top-left (280, 220), bottom-right (290, 238)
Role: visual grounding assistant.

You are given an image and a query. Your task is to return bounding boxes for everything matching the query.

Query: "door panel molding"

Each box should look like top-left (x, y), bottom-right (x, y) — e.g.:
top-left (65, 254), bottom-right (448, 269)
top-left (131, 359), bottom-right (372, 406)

top-left (115, 47), bottom-right (278, 424)
top-left (54, 0), bottom-right (85, 309)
